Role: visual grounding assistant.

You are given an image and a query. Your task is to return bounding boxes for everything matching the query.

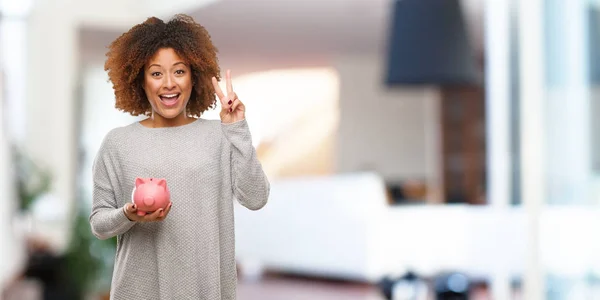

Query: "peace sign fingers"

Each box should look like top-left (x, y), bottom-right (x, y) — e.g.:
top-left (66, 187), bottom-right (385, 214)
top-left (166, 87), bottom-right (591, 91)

top-left (212, 69), bottom-right (236, 105)
top-left (213, 69), bottom-right (245, 124)
top-left (211, 76), bottom-right (227, 106)
top-left (226, 69), bottom-right (234, 98)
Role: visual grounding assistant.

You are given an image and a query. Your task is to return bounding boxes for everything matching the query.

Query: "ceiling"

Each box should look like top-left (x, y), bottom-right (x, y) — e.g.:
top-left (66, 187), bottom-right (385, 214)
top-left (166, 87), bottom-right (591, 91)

top-left (80, 0), bottom-right (483, 74)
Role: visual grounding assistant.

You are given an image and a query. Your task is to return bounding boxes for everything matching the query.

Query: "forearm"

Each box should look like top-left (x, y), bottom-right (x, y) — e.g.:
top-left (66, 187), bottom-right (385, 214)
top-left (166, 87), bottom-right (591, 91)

top-left (222, 119), bottom-right (270, 210)
top-left (90, 207), bottom-right (135, 240)
top-left (232, 154), bottom-right (270, 210)
top-left (89, 188), bottom-right (135, 240)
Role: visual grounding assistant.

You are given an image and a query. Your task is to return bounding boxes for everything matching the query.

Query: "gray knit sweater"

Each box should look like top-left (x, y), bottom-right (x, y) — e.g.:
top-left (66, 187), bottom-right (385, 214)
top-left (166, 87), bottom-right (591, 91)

top-left (89, 118), bottom-right (270, 300)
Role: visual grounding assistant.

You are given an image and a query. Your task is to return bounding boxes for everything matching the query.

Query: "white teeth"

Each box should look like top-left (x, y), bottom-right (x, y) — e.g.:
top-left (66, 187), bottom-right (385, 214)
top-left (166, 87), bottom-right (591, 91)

top-left (161, 94), bottom-right (178, 98)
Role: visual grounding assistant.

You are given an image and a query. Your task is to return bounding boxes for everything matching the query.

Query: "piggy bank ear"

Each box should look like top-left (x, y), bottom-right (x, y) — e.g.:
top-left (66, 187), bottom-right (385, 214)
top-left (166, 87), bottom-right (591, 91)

top-left (156, 179), bottom-right (167, 189)
top-left (135, 177), bottom-right (145, 187)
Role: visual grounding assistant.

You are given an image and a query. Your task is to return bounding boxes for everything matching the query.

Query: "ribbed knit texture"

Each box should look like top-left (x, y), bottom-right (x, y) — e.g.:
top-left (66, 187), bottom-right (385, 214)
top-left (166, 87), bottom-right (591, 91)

top-left (89, 118), bottom-right (270, 300)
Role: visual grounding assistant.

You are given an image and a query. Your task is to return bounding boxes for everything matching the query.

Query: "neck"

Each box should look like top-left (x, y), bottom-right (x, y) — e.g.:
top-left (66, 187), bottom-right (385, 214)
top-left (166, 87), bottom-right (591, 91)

top-left (149, 112), bottom-right (192, 128)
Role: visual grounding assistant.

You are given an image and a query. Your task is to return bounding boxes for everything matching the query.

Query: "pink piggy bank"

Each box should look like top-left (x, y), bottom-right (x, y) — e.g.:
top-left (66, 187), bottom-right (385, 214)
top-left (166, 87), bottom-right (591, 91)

top-left (131, 177), bottom-right (171, 216)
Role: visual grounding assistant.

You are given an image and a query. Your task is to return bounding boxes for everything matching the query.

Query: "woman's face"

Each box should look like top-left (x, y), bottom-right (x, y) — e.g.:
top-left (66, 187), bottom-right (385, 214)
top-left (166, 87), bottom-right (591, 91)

top-left (143, 47), bottom-right (193, 120)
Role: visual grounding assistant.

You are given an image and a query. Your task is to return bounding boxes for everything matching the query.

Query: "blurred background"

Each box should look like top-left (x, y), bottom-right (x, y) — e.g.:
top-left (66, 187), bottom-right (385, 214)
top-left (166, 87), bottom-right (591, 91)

top-left (1, 0), bottom-right (599, 299)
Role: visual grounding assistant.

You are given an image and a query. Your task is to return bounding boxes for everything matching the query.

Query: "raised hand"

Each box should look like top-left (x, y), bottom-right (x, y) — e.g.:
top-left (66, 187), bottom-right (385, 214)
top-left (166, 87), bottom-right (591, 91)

top-left (123, 202), bottom-right (172, 222)
top-left (212, 69), bottom-right (245, 124)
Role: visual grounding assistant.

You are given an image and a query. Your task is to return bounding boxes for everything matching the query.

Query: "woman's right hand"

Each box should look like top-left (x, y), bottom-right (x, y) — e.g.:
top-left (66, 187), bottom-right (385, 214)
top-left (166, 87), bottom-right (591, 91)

top-left (123, 202), bottom-right (172, 222)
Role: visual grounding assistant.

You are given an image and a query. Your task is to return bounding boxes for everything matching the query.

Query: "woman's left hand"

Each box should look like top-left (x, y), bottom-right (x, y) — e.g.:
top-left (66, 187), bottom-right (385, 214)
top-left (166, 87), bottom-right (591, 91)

top-left (212, 69), bottom-right (245, 124)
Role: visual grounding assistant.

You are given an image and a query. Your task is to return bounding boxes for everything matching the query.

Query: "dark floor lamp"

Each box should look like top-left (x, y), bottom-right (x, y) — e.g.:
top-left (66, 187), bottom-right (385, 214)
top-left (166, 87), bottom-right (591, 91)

top-left (385, 0), bottom-right (480, 86)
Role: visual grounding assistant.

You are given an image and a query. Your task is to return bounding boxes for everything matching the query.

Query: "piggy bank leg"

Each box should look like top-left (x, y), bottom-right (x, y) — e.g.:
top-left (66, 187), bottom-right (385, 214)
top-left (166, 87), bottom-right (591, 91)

top-left (136, 211), bottom-right (146, 216)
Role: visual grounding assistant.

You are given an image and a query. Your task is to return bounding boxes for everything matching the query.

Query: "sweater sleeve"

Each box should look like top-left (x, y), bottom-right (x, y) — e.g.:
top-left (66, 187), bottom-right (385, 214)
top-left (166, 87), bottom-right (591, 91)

top-left (221, 119), bottom-right (270, 210)
top-left (89, 132), bottom-right (136, 240)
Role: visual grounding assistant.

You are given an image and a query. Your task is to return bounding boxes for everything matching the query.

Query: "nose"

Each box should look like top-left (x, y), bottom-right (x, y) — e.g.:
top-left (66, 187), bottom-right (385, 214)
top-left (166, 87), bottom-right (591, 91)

top-left (163, 74), bottom-right (176, 90)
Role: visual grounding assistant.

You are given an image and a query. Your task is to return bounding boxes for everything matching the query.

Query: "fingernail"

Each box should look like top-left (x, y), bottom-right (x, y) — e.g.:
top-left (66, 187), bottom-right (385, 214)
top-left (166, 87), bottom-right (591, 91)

top-left (228, 100), bottom-right (232, 105)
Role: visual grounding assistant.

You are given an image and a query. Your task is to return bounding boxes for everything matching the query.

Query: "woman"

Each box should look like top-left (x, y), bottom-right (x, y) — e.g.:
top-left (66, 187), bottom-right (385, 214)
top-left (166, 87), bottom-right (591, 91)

top-left (89, 14), bottom-right (270, 300)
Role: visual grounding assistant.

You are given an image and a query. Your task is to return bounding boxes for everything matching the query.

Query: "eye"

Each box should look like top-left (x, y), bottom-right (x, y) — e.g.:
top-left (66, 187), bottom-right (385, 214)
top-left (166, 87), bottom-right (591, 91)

top-left (151, 72), bottom-right (161, 77)
top-left (175, 69), bottom-right (185, 75)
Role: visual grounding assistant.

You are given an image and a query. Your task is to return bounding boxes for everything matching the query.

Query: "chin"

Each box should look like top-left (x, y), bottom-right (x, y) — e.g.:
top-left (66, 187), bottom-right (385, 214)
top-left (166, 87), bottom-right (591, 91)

top-left (157, 108), bottom-right (186, 119)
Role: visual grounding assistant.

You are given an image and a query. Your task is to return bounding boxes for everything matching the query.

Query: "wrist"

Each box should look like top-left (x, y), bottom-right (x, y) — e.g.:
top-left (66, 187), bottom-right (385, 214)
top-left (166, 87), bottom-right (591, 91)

top-left (221, 118), bottom-right (246, 125)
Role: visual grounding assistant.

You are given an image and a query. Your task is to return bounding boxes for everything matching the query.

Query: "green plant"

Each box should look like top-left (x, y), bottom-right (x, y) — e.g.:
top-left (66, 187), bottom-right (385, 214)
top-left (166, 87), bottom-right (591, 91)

top-left (13, 146), bottom-right (53, 211)
top-left (64, 198), bottom-right (117, 297)
top-left (12, 146), bottom-right (117, 297)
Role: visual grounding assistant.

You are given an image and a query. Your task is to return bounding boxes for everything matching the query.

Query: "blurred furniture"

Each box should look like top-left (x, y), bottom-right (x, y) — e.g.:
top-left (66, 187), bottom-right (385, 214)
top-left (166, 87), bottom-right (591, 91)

top-left (2, 237), bottom-right (78, 300)
top-left (440, 87), bottom-right (486, 205)
top-left (234, 172), bottom-right (526, 283)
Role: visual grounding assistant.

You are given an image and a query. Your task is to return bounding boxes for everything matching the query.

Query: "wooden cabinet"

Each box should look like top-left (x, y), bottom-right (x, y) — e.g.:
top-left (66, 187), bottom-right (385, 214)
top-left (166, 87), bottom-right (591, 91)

top-left (439, 87), bottom-right (486, 204)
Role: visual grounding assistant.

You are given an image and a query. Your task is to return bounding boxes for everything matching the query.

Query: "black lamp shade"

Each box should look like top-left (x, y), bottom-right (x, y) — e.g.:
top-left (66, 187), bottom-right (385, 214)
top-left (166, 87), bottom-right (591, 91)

top-left (385, 0), bottom-right (479, 86)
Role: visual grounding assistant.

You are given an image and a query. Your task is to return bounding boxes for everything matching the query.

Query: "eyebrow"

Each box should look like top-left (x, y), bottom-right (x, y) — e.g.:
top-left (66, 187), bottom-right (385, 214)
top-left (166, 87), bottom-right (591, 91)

top-left (148, 62), bottom-right (188, 69)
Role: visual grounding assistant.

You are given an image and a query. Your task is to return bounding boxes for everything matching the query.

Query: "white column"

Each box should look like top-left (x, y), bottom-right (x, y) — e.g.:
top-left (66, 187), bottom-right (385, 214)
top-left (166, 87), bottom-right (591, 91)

top-left (518, 0), bottom-right (546, 299)
top-left (544, 0), bottom-right (590, 205)
top-left (0, 18), bottom-right (28, 143)
top-left (485, 0), bottom-right (512, 209)
top-left (0, 46), bottom-right (18, 291)
top-left (0, 0), bottom-right (34, 288)
top-left (539, 0), bottom-right (591, 280)
top-left (484, 0), bottom-right (513, 297)
top-left (25, 0), bottom-right (79, 251)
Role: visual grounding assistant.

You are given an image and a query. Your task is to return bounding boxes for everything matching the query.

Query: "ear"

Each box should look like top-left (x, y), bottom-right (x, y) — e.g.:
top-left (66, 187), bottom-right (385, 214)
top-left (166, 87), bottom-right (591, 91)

top-left (156, 179), bottom-right (167, 189)
top-left (135, 177), bottom-right (145, 187)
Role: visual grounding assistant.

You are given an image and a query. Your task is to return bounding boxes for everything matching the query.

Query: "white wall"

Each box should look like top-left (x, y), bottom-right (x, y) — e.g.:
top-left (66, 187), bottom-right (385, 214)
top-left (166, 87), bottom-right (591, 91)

top-left (0, 63), bottom-right (23, 291)
top-left (79, 65), bottom-right (143, 208)
top-left (334, 54), bottom-right (441, 185)
top-left (25, 0), bottom-right (79, 252)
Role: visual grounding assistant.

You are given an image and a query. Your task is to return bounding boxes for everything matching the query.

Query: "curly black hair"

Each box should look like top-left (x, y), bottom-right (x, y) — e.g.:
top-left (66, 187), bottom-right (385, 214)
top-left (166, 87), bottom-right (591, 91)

top-left (104, 14), bottom-right (220, 117)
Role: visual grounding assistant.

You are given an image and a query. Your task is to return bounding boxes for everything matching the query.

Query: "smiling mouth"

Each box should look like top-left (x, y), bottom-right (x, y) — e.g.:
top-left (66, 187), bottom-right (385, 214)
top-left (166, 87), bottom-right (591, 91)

top-left (159, 93), bottom-right (180, 107)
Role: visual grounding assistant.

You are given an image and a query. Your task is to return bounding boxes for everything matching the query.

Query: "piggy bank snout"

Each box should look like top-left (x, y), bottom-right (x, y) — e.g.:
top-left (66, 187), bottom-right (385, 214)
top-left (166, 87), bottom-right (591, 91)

top-left (143, 196), bottom-right (155, 206)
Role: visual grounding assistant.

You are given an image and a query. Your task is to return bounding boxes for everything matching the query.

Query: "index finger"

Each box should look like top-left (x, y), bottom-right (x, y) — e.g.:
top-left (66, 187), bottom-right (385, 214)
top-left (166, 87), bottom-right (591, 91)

top-left (211, 76), bottom-right (226, 104)
top-left (226, 69), bottom-right (233, 95)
